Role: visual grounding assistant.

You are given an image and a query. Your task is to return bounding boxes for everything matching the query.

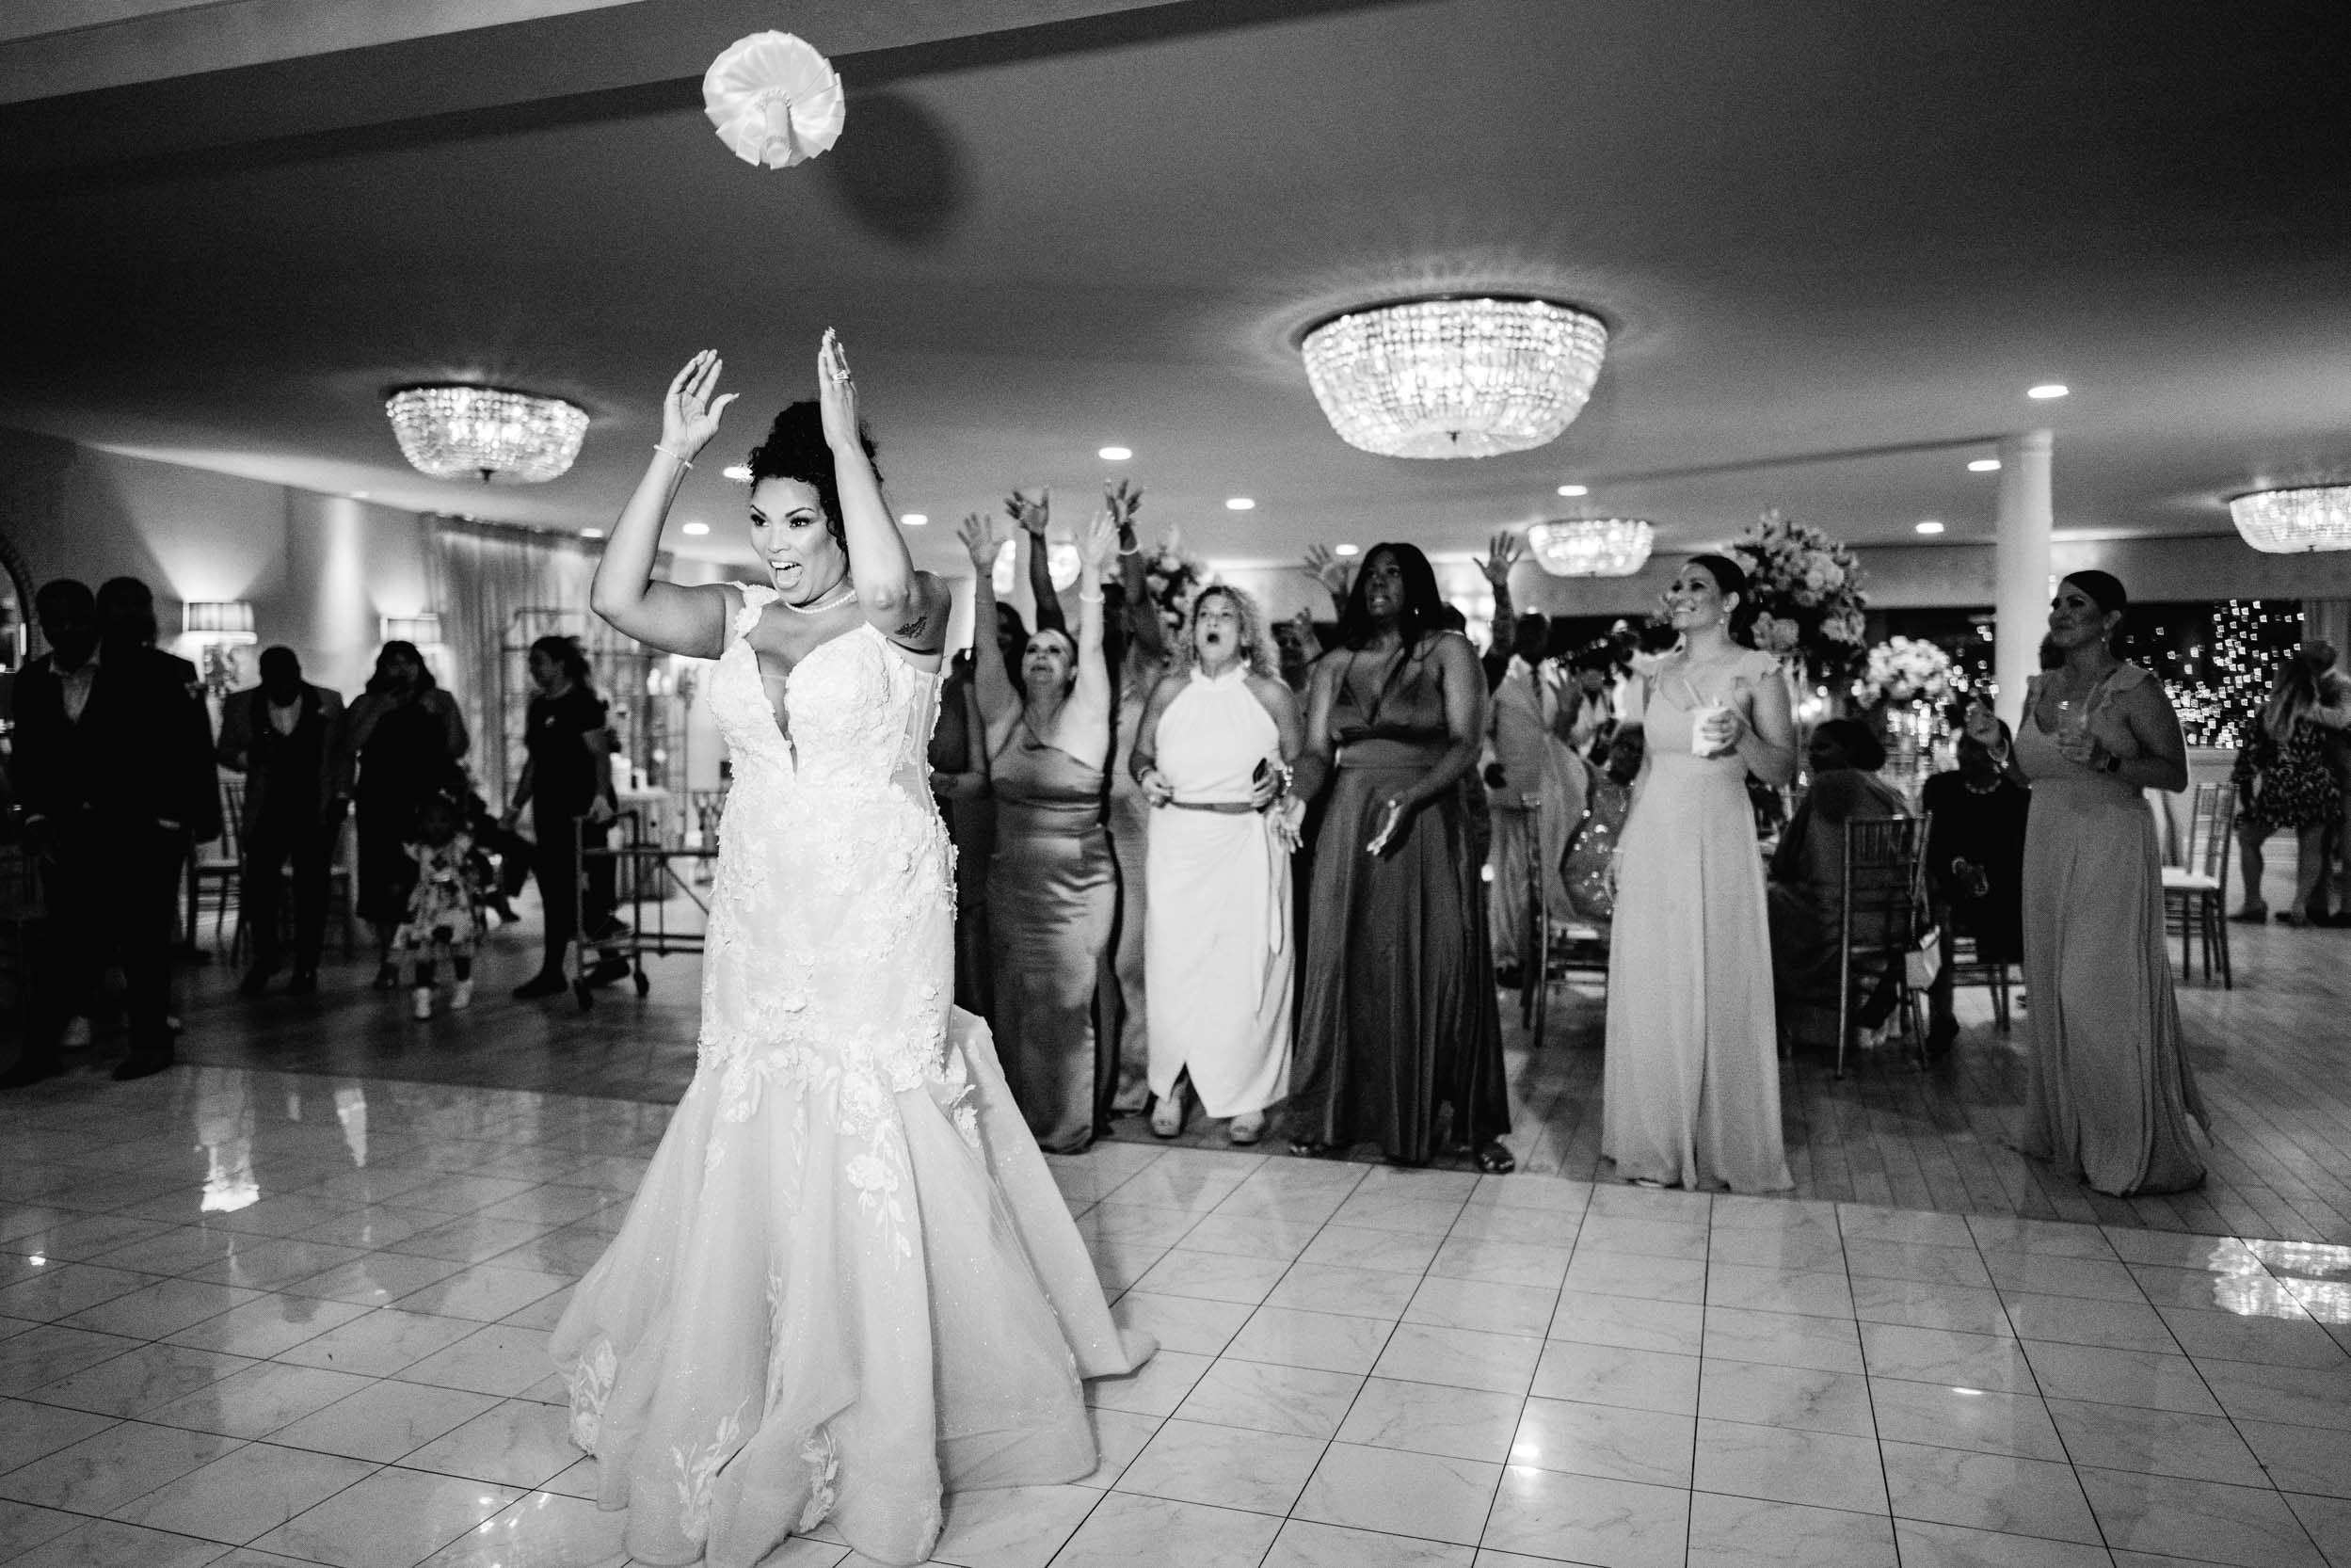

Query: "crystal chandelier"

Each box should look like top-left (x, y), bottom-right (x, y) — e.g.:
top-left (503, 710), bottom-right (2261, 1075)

top-left (1527, 518), bottom-right (1655, 577)
top-left (1301, 296), bottom-right (1608, 459)
top-left (385, 386), bottom-right (589, 483)
top-left (2228, 486), bottom-right (2351, 553)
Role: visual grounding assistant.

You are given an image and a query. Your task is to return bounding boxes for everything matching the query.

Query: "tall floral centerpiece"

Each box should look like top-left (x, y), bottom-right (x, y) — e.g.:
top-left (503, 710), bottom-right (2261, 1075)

top-left (1139, 527), bottom-right (1213, 637)
top-left (1725, 510), bottom-right (1868, 691)
top-left (1853, 634), bottom-right (1962, 790)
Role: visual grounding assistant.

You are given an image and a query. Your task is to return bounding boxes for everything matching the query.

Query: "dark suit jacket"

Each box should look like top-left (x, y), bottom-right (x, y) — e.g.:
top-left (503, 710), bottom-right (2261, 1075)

top-left (217, 682), bottom-right (350, 829)
top-left (14, 644), bottom-right (221, 842)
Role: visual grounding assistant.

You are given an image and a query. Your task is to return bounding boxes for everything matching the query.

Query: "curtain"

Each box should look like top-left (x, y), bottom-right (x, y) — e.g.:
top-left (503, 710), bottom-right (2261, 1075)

top-left (423, 515), bottom-right (600, 808)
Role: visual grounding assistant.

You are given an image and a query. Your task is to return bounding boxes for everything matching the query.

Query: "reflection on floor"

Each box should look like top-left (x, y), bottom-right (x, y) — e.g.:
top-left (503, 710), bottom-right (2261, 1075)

top-left (3, 1076), bottom-right (2348, 1568)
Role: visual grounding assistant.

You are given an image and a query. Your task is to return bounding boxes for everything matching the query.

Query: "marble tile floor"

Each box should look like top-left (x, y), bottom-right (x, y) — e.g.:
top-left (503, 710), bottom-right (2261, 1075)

top-left (5, 1067), bottom-right (2351, 1568)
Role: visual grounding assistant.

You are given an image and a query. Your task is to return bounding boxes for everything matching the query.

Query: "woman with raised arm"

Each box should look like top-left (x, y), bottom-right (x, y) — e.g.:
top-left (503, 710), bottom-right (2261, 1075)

top-left (1603, 554), bottom-right (1798, 1193)
top-left (958, 505), bottom-right (1120, 1153)
top-left (1287, 542), bottom-right (1513, 1171)
top-left (550, 341), bottom-right (1150, 1568)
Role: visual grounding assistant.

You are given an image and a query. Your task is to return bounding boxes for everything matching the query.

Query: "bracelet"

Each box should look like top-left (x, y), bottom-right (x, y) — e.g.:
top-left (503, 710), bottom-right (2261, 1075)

top-left (1077, 588), bottom-right (1105, 605)
top-left (653, 444), bottom-right (693, 470)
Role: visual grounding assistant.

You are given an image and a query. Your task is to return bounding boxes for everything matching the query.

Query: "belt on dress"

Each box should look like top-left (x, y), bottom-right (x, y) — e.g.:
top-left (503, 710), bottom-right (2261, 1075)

top-left (1161, 798), bottom-right (1258, 815)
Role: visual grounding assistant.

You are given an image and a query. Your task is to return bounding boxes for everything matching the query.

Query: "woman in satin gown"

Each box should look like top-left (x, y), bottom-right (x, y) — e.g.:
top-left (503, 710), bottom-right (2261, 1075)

top-left (2017, 569), bottom-right (2206, 1194)
top-left (1603, 554), bottom-right (1798, 1193)
top-left (1130, 584), bottom-right (1303, 1144)
top-left (1289, 543), bottom-right (1513, 1171)
top-left (959, 508), bottom-right (1120, 1155)
top-left (551, 342), bottom-right (1151, 1568)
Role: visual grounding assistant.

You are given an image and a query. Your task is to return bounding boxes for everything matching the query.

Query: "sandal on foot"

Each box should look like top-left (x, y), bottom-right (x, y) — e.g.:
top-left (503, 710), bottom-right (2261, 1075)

top-left (1476, 1142), bottom-right (1516, 1175)
top-left (1229, 1112), bottom-right (1265, 1146)
top-left (1149, 1091), bottom-right (1186, 1139)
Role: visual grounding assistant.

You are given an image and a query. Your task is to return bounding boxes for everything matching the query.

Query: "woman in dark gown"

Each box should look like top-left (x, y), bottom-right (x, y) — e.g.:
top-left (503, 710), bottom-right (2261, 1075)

top-left (341, 640), bottom-right (468, 988)
top-left (1288, 543), bottom-right (1511, 1171)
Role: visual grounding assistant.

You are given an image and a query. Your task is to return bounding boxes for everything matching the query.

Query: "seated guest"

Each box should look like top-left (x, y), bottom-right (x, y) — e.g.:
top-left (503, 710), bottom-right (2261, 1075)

top-left (217, 647), bottom-right (349, 997)
top-left (1560, 723), bottom-right (1645, 924)
top-left (1767, 718), bottom-right (1911, 1050)
top-left (1919, 712), bottom-right (2029, 1058)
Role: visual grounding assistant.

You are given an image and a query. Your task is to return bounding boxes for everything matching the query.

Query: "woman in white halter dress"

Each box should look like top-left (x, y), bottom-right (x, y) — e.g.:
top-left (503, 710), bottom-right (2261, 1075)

top-left (550, 340), bottom-right (1151, 1568)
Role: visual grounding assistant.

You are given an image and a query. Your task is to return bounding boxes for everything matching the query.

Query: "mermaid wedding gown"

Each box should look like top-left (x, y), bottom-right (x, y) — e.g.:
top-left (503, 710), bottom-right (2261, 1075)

top-left (551, 584), bottom-right (1154, 1568)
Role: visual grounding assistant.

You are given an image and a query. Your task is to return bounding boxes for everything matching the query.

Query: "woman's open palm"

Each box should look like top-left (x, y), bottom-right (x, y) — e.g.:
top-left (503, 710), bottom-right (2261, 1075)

top-left (662, 351), bottom-right (737, 457)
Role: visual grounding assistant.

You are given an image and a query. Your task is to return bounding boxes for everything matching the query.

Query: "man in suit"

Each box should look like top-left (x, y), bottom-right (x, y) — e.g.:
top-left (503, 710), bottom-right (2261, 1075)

top-left (2, 577), bottom-right (219, 1087)
top-left (217, 646), bottom-right (349, 995)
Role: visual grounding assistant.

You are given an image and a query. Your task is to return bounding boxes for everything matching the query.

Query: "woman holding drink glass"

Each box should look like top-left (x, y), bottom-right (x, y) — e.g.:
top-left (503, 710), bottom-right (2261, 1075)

top-left (2015, 570), bottom-right (2205, 1194)
top-left (1602, 554), bottom-right (1797, 1192)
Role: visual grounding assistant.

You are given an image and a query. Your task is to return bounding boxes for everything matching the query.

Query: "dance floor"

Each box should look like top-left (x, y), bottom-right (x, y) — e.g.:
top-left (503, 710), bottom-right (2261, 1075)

top-left (0, 861), bottom-right (2346, 1567)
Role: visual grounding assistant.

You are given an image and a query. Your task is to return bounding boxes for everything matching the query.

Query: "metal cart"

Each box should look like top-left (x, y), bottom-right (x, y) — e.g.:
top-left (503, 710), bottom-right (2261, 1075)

top-left (568, 807), bottom-right (716, 1010)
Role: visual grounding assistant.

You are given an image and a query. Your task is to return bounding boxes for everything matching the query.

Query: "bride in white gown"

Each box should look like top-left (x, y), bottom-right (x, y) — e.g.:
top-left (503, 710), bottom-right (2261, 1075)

top-left (550, 336), bottom-right (1154, 1568)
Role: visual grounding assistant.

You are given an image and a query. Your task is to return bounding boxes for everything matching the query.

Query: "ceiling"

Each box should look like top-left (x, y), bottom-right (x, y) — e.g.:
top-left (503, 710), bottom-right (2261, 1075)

top-left (4, 0), bottom-right (2349, 578)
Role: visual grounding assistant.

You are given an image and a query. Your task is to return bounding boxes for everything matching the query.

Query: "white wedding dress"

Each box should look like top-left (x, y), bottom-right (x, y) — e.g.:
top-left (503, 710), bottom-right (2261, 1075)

top-left (551, 584), bottom-right (1154, 1568)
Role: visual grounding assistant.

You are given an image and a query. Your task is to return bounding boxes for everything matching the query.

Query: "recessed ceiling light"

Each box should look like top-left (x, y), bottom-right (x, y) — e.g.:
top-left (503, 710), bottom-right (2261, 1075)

top-left (681, 521), bottom-right (710, 536)
top-left (1557, 484), bottom-right (1589, 497)
top-left (1225, 497), bottom-right (1255, 510)
top-left (1967, 458), bottom-right (2001, 472)
top-left (1915, 520), bottom-right (1945, 535)
top-left (1335, 543), bottom-right (1360, 556)
top-left (2027, 383), bottom-right (2069, 399)
top-left (582, 528), bottom-right (605, 539)
top-left (351, 490), bottom-right (371, 500)
top-left (902, 513), bottom-right (928, 526)
top-left (722, 464), bottom-right (752, 482)
top-left (1098, 446), bottom-right (1132, 461)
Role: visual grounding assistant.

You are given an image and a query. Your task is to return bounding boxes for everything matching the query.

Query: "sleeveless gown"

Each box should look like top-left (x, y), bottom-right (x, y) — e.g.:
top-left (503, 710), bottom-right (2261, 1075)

top-left (1602, 650), bottom-right (1792, 1193)
top-left (550, 587), bottom-right (1153, 1568)
top-left (2016, 664), bottom-right (2206, 1194)
top-left (1144, 666), bottom-right (1293, 1118)
top-left (986, 720), bottom-right (1118, 1155)
top-left (1291, 638), bottom-right (1509, 1163)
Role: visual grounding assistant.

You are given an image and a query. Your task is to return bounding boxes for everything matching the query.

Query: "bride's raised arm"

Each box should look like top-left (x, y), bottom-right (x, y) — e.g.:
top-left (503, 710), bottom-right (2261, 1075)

top-left (817, 330), bottom-right (947, 657)
top-left (590, 350), bottom-right (739, 659)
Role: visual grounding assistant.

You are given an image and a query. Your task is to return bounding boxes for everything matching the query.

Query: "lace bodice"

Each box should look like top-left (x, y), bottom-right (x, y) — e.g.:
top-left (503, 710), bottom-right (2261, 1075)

top-left (708, 584), bottom-right (939, 795)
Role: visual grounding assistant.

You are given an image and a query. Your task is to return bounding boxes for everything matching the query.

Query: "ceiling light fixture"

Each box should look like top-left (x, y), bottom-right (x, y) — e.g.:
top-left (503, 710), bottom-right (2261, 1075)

top-left (1967, 458), bottom-right (2001, 472)
top-left (1527, 518), bottom-right (1654, 577)
top-left (384, 385), bottom-right (587, 483)
top-left (723, 464), bottom-right (753, 482)
top-left (681, 521), bottom-right (710, 536)
top-left (1915, 520), bottom-right (1945, 535)
top-left (583, 529), bottom-right (606, 539)
top-left (1225, 497), bottom-right (1255, 510)
top-left (2229, 485), bottom-right (2351, 553)
top-left (1301, 296), bottom-right (1607, 459)
top-left (2027, 383), bottom-right (2069, 400)
top-left (902, 513), bottom-right (928, 526)
top-left (1557, 484), bottom-right (1589, 497)
top-left (1334, 543), bottom-right (1360, 557)
top-left (1098, 446), bottom-right (1132, 461)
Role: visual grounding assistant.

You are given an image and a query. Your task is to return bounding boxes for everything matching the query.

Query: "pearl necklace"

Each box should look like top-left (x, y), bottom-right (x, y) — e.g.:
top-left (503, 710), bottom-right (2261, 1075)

top-left (781, 579), bottom-right (857, 615)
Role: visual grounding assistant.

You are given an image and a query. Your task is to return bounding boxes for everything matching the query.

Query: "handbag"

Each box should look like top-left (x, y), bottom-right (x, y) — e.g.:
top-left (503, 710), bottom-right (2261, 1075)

top-left (1905, 924), bottom-right (1943, 988)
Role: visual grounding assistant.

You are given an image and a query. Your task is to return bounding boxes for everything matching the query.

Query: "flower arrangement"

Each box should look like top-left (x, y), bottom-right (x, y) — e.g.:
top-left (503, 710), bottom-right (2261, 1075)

top-left (1727, 510), bottom-right (1868, 686)
top-left (1139, 529), bottom-right (1213, 636)
top-left (1852, 635), bottom-right (1957, 709)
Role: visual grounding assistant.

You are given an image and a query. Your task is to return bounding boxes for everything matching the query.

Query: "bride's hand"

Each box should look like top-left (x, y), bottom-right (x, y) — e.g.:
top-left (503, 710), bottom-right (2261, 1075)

top-left (957, 512), bottom-right (1000, 570)
top-left (816, 329), bottom-right (859, 450)
top-left (661, 351), bottom-right (738, 460)
top-left (1076, 511), bottom-right (1116, 570)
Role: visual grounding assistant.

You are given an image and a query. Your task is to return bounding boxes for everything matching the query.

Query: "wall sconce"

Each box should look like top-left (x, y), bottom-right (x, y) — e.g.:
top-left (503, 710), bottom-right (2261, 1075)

top-left (183, 601), bottom-right (256, 641)
top-left (379, 614), bottom-right (443, 647)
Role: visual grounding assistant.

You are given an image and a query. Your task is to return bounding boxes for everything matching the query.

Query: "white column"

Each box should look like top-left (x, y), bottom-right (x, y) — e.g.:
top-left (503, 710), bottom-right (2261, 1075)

top-left (1992, 428), bottom-right (2054, 727)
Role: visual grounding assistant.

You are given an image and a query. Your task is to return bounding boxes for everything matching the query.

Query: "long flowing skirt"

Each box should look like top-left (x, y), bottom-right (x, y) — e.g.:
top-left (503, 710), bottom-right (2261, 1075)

top-left (1290, 756), bottom-right (1509, 1162)
top-left (1603, 756), bottom-right (1791, 1192)
top-left (1144, 808), bottom-right (1293, 1117)
top-left (987, 816), bottom-right (1116, 1155)
top-left (2020, 782), bottom-right (2207, 1194)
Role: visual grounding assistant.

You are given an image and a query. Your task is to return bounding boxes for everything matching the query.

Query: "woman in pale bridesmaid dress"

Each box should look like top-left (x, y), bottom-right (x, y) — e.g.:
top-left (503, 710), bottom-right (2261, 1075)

top-left (1602, 554), bottom-right (1798, 1192)
top-left (2016, 569), bottom-right (2206, 1194)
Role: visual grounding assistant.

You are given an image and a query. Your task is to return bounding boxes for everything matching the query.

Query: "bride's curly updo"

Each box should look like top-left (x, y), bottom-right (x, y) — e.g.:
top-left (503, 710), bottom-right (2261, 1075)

top-left (745, 402), bottom-right (881, 547)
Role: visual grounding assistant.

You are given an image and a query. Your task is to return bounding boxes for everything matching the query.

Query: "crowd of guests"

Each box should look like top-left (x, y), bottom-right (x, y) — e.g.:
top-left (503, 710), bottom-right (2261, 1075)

top-left (8, 538), bottom-right (2329, 1210)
